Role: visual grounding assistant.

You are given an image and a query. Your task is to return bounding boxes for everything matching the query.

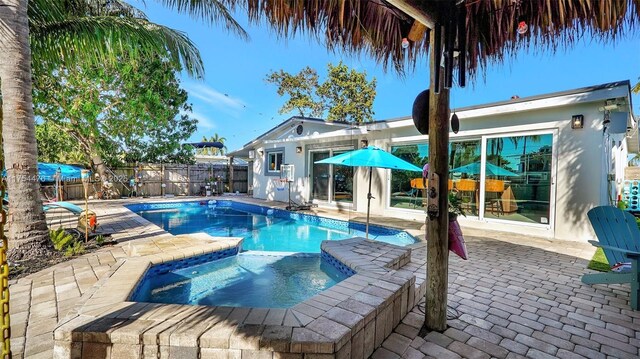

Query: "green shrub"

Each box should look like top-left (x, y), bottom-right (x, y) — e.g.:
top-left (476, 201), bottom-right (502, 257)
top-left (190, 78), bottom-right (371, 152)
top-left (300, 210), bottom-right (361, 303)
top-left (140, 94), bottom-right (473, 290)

top-left (50, 228), bottom-right (75, 251)
top-left (64, 241), bottom-right (85, 257)
top-left (50, 228), bottom-right (85, 256)
top-left (618, 199), bottom-right (627, 210)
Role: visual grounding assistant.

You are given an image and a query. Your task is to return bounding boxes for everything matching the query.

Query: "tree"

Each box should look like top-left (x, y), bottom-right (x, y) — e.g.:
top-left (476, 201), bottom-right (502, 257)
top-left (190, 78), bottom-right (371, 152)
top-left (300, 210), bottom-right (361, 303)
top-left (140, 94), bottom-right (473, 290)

top-left (35, 122), bottom-right (87, 164)
top-left (33, 56), bottom-right (198, 181)
top-left (0, 0), bottom-right (246, 261)
top-left (198, 133), bottom-right (228, 156)
top-left (210, 133), bottom-right (228, 155)
top-left (265, 67), bottom-right (322, 117)
top-left (318, 62), bottom-right (377, 123)
top-left (266, 61), bottom-right (377, 123)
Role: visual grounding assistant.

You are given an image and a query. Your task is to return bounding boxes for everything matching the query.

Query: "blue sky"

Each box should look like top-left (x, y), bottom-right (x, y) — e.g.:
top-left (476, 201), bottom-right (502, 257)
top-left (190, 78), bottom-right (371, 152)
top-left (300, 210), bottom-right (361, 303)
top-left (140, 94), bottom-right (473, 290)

top-left (140, 3), bottom-right (640, 153)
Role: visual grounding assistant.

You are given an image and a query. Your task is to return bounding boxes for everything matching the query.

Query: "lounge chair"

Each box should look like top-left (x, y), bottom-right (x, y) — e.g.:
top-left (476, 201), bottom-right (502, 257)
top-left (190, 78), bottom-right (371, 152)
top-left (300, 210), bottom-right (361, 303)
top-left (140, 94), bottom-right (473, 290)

top-left (583, 206), bottom-right (640, 310)
top-left (3, 194), bottom-right (98, 232)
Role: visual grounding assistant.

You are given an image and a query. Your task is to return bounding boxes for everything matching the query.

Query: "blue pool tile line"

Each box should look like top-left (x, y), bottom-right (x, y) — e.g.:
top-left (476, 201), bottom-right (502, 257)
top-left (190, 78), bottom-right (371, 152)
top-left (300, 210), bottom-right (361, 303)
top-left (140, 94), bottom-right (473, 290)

top-left (149, 247), bottom-right (239, 275)
top-left (129, 246), bottom-right (238, 301)
top-left (321, 251), bottom-right (356, 277)
top-left (126, 200), bottom-right (413, 239)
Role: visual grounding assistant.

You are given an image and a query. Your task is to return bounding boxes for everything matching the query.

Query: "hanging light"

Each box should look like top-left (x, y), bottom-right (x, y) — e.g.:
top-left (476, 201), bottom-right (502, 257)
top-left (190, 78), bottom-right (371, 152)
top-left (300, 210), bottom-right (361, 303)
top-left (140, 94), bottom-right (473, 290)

top-left (401, 37), bottom-right (409, 49)
top-left (517, 20), bottom-right (528, 34)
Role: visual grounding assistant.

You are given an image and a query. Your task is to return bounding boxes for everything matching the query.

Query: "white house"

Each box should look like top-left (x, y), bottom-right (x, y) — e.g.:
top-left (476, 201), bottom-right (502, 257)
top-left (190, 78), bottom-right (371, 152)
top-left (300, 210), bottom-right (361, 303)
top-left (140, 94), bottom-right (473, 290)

top-left (229, 80), bottom-right (637, 242)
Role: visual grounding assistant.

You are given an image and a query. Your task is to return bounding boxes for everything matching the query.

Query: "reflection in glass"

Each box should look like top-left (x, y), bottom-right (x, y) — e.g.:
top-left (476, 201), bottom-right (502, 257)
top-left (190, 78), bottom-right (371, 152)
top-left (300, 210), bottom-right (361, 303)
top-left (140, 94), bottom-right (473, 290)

top-left (311, 152), bottom-right (330, 201)
top-left (390, 140), bottom-right (482, 211)
top-left (390, 144), bottom-right (429, 209)
top-left (332, 151), bottom-right (353, 203)
top-left (483, 134), bottom-right (552, 224)
top-left (448, 140), bottom-right (482, 215)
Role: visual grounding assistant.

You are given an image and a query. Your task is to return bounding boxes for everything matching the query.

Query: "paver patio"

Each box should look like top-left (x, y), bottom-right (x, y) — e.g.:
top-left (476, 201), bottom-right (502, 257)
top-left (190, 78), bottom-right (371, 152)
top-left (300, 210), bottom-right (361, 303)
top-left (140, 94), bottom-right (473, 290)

top-left (8, 196), bottom-right (640, 358)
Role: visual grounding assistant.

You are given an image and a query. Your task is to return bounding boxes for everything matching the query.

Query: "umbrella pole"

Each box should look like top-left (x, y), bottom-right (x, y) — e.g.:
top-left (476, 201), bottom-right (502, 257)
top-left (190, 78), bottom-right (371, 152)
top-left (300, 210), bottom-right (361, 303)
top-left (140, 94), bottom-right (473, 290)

top-left (366, 167), bottom-right (372, 239)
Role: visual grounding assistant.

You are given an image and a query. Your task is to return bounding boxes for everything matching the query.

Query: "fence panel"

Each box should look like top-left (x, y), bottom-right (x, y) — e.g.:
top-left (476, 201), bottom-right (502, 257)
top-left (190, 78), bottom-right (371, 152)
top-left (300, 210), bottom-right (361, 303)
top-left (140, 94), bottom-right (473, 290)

top-left (47, 163), bottom-right (249, 200)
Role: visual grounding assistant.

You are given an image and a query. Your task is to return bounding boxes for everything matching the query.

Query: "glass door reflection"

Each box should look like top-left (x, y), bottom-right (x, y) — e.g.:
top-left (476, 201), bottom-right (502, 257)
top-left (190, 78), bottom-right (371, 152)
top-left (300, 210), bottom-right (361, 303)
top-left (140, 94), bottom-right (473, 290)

top-left (483, 134), bottom-right (553, 224)
top-left (311, 151), bottom-right (330, 201)
top-left (332, 151), bottom-right (353, 203)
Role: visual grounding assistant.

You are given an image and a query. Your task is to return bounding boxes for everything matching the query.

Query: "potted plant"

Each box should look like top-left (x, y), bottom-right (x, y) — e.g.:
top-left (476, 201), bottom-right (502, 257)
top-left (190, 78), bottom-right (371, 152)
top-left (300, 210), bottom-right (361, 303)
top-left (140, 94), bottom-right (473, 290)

top-left (448, 191), bottom-right (468, 260)
top-left (448, 191), bottom-right (466, 220)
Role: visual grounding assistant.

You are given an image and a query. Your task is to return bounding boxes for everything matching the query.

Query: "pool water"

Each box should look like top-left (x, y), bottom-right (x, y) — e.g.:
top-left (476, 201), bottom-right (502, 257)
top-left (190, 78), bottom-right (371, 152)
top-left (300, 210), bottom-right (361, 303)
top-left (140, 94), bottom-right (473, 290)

top-left (131, 253), bottom-right (348, 308)
top-left (134, 202), bottom-right (414, 252)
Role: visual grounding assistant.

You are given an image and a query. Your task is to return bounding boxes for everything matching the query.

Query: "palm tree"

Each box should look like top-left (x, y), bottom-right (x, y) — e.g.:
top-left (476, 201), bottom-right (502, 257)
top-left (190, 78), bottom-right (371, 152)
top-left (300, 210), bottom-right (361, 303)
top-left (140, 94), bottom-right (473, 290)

top-left (210, 133), bottom-right (228, 155)
top-left (0, 0), bottom-right (247, 261)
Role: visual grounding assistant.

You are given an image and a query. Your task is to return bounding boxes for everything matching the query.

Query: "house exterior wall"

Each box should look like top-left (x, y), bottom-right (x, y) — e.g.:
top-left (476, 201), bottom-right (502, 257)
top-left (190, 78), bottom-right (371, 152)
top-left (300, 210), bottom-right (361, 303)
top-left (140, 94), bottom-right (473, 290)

top-left (250, 121), bottom-right (352, 204)
top-left (362, 101), bottom-right (627, 242)
top-left (241, 84), bottom-right (634, 243)
top-left (251, 141), bottom-right (306, 203)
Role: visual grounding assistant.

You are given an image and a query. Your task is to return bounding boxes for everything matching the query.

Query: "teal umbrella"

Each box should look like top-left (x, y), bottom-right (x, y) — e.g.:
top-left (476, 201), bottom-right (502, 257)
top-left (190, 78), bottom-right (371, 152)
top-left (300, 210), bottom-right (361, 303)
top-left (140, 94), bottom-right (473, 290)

top-left (450, 162), bottom-right (519, 177)
top-left (316, 146), bottom-right (422, 238)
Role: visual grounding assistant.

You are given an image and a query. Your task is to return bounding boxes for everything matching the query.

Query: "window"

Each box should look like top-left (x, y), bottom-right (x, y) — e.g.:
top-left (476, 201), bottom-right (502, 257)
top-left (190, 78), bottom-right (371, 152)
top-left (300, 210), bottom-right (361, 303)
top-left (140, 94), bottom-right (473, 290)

top-left (389, 140), bottom-right (480, 210)
top-left (266, 150), bottom-right (284, 175)
top-left (483, 133), bottom-right (553, 224)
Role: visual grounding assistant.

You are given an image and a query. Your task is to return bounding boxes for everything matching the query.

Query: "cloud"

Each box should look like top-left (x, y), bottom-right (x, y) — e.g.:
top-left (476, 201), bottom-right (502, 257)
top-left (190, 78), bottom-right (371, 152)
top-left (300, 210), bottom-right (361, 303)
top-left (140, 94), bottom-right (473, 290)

top-left (191, 111), bottom-right (217, 130)
top-left (182, 109), bottom-right (216, 130)
top-left (184, 82), bottom-right (247, 116)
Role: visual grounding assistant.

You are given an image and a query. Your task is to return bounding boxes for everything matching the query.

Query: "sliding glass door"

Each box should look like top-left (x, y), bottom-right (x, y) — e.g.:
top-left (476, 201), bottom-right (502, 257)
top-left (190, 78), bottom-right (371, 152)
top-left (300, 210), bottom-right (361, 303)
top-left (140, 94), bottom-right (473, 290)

top-left (311, 151), bottom-right (330, 201)
top-left (482, 133), bottom-right (554, 225)
top-left (310, 149), bottom-right (354, 204)
top-left (389, 131), bottom-right (556, 228)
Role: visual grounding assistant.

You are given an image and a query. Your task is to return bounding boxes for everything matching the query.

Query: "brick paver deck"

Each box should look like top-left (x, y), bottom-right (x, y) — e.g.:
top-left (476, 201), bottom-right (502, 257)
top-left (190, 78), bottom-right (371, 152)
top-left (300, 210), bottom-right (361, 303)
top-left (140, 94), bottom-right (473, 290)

top-left (8, 196), bottom-right (640, 358)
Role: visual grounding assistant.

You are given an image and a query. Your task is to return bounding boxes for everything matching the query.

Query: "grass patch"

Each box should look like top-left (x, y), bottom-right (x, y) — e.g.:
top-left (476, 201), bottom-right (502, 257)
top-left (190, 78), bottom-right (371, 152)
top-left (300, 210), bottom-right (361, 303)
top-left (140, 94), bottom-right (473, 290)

top-left (588, 247), bottom-right (610, 272)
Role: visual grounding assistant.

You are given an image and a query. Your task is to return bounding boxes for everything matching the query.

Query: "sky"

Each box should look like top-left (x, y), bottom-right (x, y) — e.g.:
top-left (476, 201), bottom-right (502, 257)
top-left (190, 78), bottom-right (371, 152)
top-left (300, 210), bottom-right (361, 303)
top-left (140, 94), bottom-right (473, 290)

top-left (139, 3), bottom-right (640, 153)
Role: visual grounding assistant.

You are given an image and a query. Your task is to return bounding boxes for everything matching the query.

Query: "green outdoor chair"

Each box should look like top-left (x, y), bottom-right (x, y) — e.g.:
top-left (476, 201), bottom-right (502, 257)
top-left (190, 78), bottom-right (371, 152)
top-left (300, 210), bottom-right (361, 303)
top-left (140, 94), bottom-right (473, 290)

top-left (583, 206), bottom-right (640, 310)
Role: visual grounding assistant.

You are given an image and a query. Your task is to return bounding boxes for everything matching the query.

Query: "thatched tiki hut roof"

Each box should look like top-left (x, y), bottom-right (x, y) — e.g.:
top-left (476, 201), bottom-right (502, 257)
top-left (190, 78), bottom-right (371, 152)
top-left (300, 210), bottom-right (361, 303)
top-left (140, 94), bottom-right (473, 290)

top-left (247, 0), bottom-right (640, 80)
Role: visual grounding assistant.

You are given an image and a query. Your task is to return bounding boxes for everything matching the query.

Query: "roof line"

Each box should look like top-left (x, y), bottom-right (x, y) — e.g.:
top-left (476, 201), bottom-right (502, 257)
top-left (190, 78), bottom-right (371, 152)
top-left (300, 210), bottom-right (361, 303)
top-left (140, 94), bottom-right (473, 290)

top-left (241, 116), bottom-right (350, 147)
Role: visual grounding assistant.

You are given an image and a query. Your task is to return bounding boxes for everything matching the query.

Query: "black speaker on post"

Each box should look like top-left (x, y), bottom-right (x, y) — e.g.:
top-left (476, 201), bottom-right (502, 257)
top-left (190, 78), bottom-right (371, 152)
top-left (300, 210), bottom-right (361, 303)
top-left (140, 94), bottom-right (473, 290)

top-left (412, 89), bottom-right (429, 135)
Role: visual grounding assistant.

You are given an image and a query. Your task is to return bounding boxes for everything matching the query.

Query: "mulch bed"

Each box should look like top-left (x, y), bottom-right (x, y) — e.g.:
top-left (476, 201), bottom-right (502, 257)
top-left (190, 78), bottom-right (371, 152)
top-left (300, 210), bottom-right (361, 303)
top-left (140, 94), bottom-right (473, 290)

top-left (9, 231), bottom-right (115, 280)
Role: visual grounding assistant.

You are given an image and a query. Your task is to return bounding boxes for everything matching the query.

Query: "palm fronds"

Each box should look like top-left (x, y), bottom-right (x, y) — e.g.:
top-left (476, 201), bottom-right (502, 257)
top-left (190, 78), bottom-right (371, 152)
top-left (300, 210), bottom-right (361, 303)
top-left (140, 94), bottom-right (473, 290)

top-left (153, 0), bottom-right (249, 39)
top-left (28, 0), bottom-right (239, 78)
top-left (246, 0), bottom-right (640, 79)
top-left (30, 15), bottom-right (204, 77)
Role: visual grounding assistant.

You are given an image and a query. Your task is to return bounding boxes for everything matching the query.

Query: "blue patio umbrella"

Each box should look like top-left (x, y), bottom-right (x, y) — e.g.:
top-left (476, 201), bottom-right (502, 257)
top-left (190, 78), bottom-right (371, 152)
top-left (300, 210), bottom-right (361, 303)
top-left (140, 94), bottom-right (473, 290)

top-left (186, 141), bottom-right (224, 149)
top-left (315, 146), bottom-right (422, 238)
top-left (450, 162), bottom-right (519, 177)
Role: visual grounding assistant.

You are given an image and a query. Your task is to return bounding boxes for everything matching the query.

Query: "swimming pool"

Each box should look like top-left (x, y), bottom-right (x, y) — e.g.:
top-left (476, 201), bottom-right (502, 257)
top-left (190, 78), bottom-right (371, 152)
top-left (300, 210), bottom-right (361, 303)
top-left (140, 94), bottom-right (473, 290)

top-left (130, 252), bottom-right (350, 308)
top-left (127, 200), bottom-right (415, 253)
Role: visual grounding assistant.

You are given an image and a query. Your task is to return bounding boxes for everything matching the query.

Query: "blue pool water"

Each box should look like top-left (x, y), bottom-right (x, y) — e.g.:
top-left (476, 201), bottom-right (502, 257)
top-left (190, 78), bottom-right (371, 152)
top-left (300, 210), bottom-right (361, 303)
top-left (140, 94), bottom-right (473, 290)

top-left (128, 201), bottom-right (414, 253)
top-left (131, 253), bottom-right (348, 308)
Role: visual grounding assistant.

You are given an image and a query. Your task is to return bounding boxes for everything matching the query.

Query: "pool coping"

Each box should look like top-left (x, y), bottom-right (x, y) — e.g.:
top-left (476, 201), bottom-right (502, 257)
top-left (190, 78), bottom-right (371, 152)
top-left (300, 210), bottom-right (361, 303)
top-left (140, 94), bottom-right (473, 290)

top-left (52, 235), bottom-right (426, 358)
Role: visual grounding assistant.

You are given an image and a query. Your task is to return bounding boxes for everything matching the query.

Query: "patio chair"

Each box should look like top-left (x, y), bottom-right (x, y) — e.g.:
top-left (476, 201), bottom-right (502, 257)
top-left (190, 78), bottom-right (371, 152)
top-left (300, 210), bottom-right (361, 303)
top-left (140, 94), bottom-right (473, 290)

top-left (3, 193), bottom-right (98, 233)
top-left (583, 206), bottom-right (640, 310)
top-left (484, 179), bottom-right (505, 216)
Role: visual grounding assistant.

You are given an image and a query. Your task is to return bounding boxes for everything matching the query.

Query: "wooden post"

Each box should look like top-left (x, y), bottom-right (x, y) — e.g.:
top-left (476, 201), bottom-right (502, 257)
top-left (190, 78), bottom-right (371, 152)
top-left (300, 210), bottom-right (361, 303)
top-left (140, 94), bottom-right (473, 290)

top-left (229, 156), bottom-right (234, 194)
top-left (186, 165), bottom-right (191, 196)
top-left (426, 27), bottom-right (450, 331)
top-left (161, 163), bottom-right (165, 197)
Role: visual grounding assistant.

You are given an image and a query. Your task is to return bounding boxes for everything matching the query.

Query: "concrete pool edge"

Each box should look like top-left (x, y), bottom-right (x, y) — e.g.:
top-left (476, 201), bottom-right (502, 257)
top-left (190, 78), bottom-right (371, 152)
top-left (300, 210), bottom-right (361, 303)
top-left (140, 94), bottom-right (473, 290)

top-left (53, 238), bottom-right (427, 358)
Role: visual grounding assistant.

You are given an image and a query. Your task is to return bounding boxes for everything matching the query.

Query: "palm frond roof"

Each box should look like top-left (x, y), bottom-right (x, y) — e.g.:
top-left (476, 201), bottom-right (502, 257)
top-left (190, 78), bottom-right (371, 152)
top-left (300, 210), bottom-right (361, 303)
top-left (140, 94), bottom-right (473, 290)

top-left (246, 0), bottom-right (640, 79)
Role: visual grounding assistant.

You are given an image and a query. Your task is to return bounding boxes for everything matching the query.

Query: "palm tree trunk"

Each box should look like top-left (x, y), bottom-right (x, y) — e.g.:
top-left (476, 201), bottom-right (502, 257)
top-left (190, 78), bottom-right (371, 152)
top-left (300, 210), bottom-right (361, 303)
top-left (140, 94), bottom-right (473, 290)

top-left (0, 0), bottom-right (52, 261)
